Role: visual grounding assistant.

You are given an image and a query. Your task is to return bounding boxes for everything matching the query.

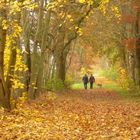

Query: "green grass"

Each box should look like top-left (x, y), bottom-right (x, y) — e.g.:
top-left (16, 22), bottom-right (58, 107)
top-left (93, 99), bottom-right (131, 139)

top-left (71, 82), bottom-right (140, 101)
top-left (71, 82), bottom-right (121, 90)
top-left (71, 82), bottom-right (98, 90)
top-left (106, 84), bottom-right (140, 101)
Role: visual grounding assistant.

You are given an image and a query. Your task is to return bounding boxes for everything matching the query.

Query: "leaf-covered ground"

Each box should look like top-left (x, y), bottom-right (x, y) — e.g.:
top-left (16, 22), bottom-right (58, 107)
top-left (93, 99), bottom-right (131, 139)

top-left (0, 89), bottom-right (140, 140)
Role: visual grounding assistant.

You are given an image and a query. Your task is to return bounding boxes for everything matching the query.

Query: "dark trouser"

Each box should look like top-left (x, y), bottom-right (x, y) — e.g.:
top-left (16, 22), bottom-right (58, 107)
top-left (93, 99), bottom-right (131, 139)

top-left (90, 82), bottom-right (93, 89)
top-left (84, 83), bottom-right (88, 89)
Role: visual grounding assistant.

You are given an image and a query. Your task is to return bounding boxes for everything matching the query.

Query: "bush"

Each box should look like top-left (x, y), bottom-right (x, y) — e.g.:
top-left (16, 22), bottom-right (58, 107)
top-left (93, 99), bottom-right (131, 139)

top-left (117, 68), bottom-right (135, 90)
top-left (46, 77), bottom-right (64, 91)
top-left (65, 74), bottom-right (74, 89)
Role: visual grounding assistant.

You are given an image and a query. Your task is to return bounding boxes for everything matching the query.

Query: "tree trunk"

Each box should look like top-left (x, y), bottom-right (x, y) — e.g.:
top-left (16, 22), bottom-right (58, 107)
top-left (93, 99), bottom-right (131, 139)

top-left (37, 10), bottom-right (51, 92)
top-left (5, 47), bottom-right (17, 109)
top-left (22, 10), bottom-right (31, 91)
top-left (134, 11), bottom-right (140, 86)
top-left (28, 0), bottom-right (44, 99)
top-left (0, 3), bottom-right (11, 109)
top-left (56, 54), bottom-right (66, 82)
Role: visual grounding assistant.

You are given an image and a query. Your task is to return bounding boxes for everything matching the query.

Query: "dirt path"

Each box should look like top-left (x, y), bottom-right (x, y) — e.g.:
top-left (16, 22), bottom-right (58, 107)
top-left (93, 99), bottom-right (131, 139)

top-left (60, 89), bottom-right (122, 102)
top-left (0, 89), bottom-right (140, 140)
top-left (51, 89), bottom-right (140, 139)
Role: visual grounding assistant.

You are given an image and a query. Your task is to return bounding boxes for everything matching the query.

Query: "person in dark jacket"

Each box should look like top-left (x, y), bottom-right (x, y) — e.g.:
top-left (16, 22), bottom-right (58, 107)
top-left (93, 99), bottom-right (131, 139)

top-left (82, 74), bottom-right (89, 89)
top-left (89, 74), bottom-right (95, 89)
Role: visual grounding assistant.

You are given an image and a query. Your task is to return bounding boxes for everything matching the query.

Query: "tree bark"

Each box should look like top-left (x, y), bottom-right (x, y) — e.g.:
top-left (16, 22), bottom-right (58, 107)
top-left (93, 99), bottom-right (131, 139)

top-left (28, 0), bottom-right (44, 99)
top-left (134, 11), bottom-right (140, 86)
top-left (22, 10), bottom-right (31, 91)
top-left (0, 2), bottom-right (11, 109)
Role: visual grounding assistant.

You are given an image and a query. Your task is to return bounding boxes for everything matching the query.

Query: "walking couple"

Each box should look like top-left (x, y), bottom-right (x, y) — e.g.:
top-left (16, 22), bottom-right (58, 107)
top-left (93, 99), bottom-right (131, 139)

top-left (82, 74), bottom-right (95, 90)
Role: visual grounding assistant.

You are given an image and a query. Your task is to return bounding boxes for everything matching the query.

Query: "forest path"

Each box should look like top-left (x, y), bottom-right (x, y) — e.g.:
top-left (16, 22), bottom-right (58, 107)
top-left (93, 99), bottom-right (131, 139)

top-left (49, 88), bottom-right (140, 139)
top-left (59, 88), bottom-right (122, 102)
top-left (1, 89), bottom-right (140, 139)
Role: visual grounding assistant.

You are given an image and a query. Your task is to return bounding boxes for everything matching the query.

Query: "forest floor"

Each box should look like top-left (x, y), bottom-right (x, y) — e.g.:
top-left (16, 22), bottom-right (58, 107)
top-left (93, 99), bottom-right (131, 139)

top-left (1, 88), bottom-right (140, 140)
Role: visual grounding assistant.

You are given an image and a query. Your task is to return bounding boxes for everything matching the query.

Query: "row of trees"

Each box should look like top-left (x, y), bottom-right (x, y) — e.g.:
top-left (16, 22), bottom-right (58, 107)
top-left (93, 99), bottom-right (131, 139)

top-left (121, 0), bottom-right (140, 86)
top-left (0, 0), bottom-right (104, 109)
top-left (74, 0), bottom-right (140, 87)
top-left (0, 0), bottom-right (140, 109)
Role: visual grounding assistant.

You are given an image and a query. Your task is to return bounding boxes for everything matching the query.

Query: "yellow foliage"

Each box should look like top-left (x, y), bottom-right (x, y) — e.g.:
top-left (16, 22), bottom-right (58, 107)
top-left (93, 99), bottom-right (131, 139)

top-left (4, 46), bottom-right (10, 77)
top-left (117, 67), bottom-right (132, 89)
top-left (4, 46), bottom-right (28, 90)
top-left (15, 49), bottom-right (28, 72)
top-left (111, 5), bottom-right (121, 20)
top-left (79, 0), bottom-right (86, 4)
top-left (2, 20), bottom-right (8, 30)
top-left (23, 0), bottom-right (38, 10)
top-left (77, 28), bottom-right (83, 36)
top-left (11, 22), bottom-right (22, 38)
top-left (9, 1), bottom-right (21, 15)
top-left (80, 67), bottom-right (87, 77)
top-left (67, 14), bottom-right (72, 19)
top-left (11, 79), bottom-right (25, 89)
top-left (98, 0), bottom-right (109, 15)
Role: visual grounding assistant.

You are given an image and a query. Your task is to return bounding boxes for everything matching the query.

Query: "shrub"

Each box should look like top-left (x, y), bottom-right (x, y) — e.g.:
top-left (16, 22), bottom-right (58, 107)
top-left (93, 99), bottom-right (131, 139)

top-left (65, 74), bottom-right (74, 89)
top-left (46, 77), bottom-right (64, 91)
top-left (117, 67), bottom-right (135, 90)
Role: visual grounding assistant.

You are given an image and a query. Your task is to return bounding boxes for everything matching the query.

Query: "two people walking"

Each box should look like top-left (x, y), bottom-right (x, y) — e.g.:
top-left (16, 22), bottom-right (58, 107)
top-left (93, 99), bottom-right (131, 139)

top-left (82, 74), bottom-right (95, 89)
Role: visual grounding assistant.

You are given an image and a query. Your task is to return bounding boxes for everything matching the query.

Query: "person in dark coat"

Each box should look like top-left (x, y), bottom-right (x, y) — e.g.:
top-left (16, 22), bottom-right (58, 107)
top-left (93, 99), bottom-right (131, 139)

top-left (82, 74), bottom-right (89, 89)
top-left (89, 74), bottom-right (95, 89)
